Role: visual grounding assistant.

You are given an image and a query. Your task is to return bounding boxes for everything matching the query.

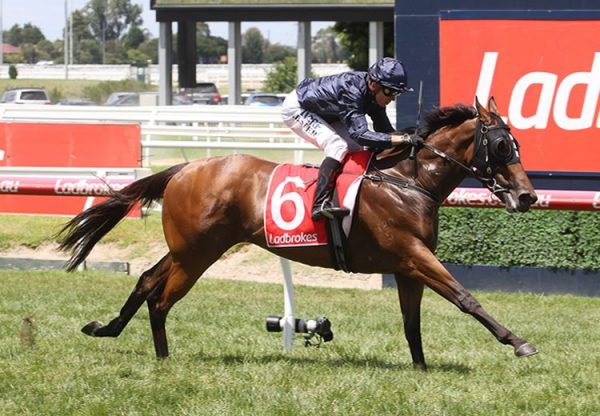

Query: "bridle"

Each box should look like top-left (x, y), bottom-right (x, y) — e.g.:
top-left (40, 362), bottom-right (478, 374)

top-left (365, 113), bottom-right (521, 202)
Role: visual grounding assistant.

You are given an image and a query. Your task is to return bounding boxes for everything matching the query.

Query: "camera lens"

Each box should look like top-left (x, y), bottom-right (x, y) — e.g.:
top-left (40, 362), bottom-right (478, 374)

top-left (316, 317), bottom-right (333, 342)
top-left (266, 316), bottom-right (282, 332)
top-left (294, 318), bottom-right (309, 333)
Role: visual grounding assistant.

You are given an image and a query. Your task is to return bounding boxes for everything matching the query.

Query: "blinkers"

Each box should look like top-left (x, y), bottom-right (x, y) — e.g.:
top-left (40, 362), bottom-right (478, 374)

top-left (471, 114), bottom-right (521, 177)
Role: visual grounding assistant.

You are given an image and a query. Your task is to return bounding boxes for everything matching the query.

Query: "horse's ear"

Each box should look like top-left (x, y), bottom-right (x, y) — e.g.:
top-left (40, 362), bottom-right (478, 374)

top-left (488, 96), bottom-right (498, 114)
top-left (475, 96), bottom-right (491, 123)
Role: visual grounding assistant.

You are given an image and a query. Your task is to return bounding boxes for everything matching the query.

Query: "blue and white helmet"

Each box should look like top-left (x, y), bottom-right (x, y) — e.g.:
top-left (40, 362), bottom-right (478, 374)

top-left (368, 57), bottom-right (413, 93)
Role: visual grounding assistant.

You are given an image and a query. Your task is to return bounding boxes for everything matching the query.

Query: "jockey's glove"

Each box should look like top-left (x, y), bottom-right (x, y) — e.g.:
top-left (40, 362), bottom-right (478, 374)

top-left (410, 133), bottom-right (425, 148)
top-left (390, 132), bottom-right (424, 148)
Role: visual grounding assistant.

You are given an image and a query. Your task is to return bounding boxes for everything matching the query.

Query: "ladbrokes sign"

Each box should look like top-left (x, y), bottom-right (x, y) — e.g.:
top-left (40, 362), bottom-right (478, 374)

top-left (0, 122), bottom-right (140, 215)
top-left (440, 19), bottom-right (600, 172)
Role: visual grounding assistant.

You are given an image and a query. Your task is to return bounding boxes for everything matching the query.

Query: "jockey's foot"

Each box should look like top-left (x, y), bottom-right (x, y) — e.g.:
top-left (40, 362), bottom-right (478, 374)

top-left (311, 204), bottom-right (350, 221)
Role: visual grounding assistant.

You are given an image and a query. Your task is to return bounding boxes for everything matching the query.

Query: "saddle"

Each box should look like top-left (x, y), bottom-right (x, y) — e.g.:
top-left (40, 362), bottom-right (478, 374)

top-left (264, 151), bottom-right (373, 272)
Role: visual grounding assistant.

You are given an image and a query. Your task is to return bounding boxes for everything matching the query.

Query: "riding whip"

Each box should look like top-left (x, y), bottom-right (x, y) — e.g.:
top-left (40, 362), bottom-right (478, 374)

top-left (409, 80), bottom-right (424, 160)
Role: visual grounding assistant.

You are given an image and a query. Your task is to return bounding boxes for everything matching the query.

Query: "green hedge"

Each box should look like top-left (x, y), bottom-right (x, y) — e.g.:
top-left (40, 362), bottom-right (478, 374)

top-left (436, 208), bottom-right (600, 270)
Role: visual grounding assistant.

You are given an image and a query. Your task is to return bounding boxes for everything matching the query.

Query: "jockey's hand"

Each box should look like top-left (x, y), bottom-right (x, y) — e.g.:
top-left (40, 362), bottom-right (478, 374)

top-left (390, 132), bottom-right (424, 147)
top-left (390, 132), bottom-right (412, 146)
top-left (410, 134), bottom-right (424, 148)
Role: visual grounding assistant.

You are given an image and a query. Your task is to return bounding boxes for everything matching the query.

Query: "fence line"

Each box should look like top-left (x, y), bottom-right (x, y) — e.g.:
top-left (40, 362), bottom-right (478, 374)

top-left (0, 167), bottom-right (151, 197)
top-left (0, 63), bottom-right (350, 90)
top-left (1, 105), bottom-right (598, 211)
top-left (0, 103), bottom-right (395, 127)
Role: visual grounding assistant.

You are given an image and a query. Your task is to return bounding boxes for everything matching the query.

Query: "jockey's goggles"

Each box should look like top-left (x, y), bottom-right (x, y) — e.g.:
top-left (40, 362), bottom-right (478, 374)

top-left (380, 85), bottom-right (403, 97)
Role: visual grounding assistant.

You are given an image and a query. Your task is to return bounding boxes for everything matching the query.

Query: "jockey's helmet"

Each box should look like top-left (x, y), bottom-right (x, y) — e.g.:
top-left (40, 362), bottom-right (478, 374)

top-left (368, 57), bottom-right (413, 94)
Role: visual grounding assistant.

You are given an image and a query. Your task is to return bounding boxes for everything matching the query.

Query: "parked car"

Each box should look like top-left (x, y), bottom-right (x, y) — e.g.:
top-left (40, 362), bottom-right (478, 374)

top-left (104, 92), bottom-right (193, 106)
top-left (57, 98), bottom-right (95, 106)
top-left (220, 94), bottom-right (248, 105)
top-left (180, 82), bottom-right (222, 105)
top-left (244, 92), bottom-right (285, 107)
top-left (0, 88), bottom-right (51, 104)
top-left (104, 92), bottom-right (136, 106)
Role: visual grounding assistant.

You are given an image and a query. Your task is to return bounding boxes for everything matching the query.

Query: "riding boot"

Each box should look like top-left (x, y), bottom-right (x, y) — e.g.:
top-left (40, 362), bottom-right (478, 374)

top-left (311, 157), bottom-right (350, 221)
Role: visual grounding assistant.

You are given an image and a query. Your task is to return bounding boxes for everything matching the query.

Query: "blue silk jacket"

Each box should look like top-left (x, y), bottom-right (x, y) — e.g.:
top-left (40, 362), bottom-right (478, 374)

top-left (295, 71), bottom-right (395, 148)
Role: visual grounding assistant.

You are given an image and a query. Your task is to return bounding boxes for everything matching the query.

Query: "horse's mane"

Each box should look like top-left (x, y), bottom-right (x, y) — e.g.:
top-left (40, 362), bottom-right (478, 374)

top-left (417, 104), bottom-right (477, 138)
top-left (374, 103), bottom-right (477, 163)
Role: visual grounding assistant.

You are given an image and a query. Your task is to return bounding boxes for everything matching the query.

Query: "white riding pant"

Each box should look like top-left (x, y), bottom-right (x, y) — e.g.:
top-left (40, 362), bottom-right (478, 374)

top-left (281, 90), bottom-right (364, 162)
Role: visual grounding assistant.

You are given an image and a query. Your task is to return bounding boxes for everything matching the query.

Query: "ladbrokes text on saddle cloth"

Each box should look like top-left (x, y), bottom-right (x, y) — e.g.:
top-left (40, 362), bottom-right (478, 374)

top-left (264, 152), bottom-right (370, 248)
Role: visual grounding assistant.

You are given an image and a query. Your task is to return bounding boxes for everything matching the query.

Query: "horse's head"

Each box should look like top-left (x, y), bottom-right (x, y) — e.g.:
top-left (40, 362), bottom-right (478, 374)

top-left (473, 97), bottom-right (537, 212)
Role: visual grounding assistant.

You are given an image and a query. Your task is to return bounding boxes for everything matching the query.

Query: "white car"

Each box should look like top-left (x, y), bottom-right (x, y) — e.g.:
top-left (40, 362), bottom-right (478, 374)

top-left (0, 88), bottom-right (51, 104)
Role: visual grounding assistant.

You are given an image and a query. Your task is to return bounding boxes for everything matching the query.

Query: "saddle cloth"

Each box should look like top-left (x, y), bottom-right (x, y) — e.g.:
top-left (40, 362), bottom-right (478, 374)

top-left (264, 151), bottom-right (371, 248)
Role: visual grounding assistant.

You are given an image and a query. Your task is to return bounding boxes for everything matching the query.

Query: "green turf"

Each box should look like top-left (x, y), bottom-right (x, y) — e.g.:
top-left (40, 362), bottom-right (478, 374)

top-left (1, 271), bottom-right (598, 415)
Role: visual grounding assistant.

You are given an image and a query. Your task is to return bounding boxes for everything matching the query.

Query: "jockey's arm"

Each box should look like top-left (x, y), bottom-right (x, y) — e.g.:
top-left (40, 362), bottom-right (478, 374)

top-left (343, 110), bottom-right (394, 149)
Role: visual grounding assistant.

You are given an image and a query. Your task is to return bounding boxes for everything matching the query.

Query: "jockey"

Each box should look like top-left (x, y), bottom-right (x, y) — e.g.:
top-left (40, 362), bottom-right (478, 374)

top-left (281, 56), bottom-right (415, 221)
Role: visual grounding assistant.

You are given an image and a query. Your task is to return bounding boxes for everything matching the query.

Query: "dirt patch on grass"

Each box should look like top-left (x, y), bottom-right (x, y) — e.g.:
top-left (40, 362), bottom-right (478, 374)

top-left (1, 242), bottom-right (383, 290)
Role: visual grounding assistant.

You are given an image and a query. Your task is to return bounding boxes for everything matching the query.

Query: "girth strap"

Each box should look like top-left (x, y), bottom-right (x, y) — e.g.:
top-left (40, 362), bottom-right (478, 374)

top-left (326, 188), bottom-right (352, 273)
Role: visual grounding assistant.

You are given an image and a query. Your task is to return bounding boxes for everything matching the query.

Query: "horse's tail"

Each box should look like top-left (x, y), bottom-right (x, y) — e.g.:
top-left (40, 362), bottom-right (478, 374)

top-left (57, 163), bottom-right (188, 272)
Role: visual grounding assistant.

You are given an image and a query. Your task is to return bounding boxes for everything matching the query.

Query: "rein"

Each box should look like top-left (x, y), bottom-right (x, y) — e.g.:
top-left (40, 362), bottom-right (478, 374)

top-left (419, 140), bottom-right (508, 197)
top-left (417, 118), bottom-right (513, 198)
top-left (363, 167), bottom-right (441, 204)
top-left (365, 117), bottom-right (514, 201)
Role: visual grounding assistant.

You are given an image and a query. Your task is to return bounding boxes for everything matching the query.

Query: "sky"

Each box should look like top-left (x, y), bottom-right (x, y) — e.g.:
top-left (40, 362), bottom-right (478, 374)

top-left (1, 0), bottom-right (332, 46)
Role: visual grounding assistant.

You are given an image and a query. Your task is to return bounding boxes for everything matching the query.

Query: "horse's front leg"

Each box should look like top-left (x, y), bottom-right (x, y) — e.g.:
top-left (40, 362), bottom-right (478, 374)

top-left (394, 273), bottom-right (427, 370)
top-left (401, 246), bottom-right (538, 358)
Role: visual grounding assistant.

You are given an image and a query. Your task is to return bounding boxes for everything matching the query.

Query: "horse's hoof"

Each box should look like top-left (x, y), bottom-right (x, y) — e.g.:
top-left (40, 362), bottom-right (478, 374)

top-left (413, 362), bottom-right (427, 372)
top-left (515, 342), bottom-right (539, 357)
top-left (81, 321), bottom-right (104, 337)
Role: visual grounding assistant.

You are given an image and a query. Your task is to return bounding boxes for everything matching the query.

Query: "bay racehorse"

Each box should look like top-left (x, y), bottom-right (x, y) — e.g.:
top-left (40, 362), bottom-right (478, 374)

top-left (58, 97), bottom-right (539, 370)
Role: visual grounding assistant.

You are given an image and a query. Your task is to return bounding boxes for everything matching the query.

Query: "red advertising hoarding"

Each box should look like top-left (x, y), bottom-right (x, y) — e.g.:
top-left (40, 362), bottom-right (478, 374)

top-left (0, 122), bottom-right (140, 215)
top-left (439, 19), bottom-right (600, 173)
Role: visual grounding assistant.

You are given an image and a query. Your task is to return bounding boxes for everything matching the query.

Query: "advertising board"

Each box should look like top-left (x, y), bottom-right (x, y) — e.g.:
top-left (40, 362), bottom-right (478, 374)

top-left (439, 19), bottom-right (600, 173)
top-left (0, 122), bottom-right (140, 215)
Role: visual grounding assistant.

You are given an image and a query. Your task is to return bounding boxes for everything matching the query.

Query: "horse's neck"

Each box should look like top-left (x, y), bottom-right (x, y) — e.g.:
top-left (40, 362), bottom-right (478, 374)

top-left (382, 121), bottom-right (476, 201)
top-left (420, 122), bottom-right (476, 199)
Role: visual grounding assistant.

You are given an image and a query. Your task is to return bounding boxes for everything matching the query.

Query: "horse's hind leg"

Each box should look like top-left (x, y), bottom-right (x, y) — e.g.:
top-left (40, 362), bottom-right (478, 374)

top-left (81, 254), bottom-right (171, 338)
top-left (394, 273), bottom-right (426, 370)
top-left (145, 249), bottom-right (229, 358)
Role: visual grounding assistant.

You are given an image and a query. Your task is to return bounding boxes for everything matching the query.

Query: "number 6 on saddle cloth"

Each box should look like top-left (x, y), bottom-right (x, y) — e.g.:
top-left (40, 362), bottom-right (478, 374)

top-left (264, 151), bottom-right (372, 271)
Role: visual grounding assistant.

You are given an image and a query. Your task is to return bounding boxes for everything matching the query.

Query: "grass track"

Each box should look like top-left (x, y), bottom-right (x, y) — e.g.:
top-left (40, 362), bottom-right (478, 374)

top-left (1, 271), bottom-right (599, 415)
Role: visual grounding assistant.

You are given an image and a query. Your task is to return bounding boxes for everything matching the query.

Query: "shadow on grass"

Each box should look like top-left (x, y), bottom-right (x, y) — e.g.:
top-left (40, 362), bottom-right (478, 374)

top-left (191, 352), bottom-right (472, 374)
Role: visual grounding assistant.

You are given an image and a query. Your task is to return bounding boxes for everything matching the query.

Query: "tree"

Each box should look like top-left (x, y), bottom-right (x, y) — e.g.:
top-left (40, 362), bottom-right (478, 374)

top-left (21, 23), bottom-right (46, 45)
top-left (127, 48), bottom-right (151, 65)
top-left (4, 23), bottom-right (45, 46)
top-left (83, 0), bottom-right (143, 63)
top-left (71, 10), bottom-right (94, 43)
top-left (75, 39), bottom-right (103, 64)
top-left (264, 43), bottom-right (295, 63)
top-left (85, 0), bottom-right (142, 42)
top-left (196, 23), bottom-right (227, 64)
top-left (242, 27), bottom-right (265, 64)
top-left (122, 26), bottom-right (146, 50)
top-left (263, 57), bottom-right (299, 93)
top-left (0, 0), bottom-right (152, 65)
top-left (312, 26), bottom-right (347, 64)
top-left (104, 39), bottom-right (129, 64)
top-left (35, 40), bottom-right (56, 62)
top-left (4, 24), bottom-right (23, 46)
top-left (20, 43), bottom-right (37, 64)
top-left (333, 22), bottom-right (394, 70)
top-left (137, 38), bottom-right (159, 64)
top-left (8, 65), bottom-right (18, 80)
top-left (196, 22), bottom-right (211, 37)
